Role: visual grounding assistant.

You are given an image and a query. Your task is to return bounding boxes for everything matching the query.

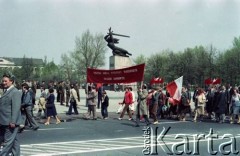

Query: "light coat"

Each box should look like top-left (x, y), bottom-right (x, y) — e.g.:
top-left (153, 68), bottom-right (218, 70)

top-left (137, 89), bottom-right (148, 116)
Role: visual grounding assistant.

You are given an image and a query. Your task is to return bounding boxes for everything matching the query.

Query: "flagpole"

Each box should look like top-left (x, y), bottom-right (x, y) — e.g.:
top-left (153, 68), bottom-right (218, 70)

top-left (140, 81), bottom-right (143, 89)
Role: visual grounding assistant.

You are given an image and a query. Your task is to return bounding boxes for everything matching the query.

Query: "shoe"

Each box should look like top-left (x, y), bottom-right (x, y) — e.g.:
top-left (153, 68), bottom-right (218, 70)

top-left (18, 127), bottom-right (25, 133)
top-left (93, 118), bottom-right (97, 120)
top-left (230, 121), bottom-right (234, 124)
top-left (104, 117), bottom-right (108, 120)
top-left (153, 121), bottom-right (158, 125)
top-left (33, 126), bottom-right (39, 131)
top-left (218, 121), bottom-right (223, 124)
top-left (146, 122), bottom-right (151, 126)
top-left (135, 124), bottom-right (140, 127)
top-left (56, 120), bottom-right (61, 124)
top-left (44, 122), bottom-right (50, 125)
top-left (192, 120), bottom-right (197, 122)
top-left (182, 118), bottom-right (186, 121)
top-left (128, 118), bottom-right (133, 121)
top-left (66, 113), bottom-right (72, 115)
top-left (118, 118), bottom-right (122, 120)
top-left (19, 124), bottom-right (25, 129)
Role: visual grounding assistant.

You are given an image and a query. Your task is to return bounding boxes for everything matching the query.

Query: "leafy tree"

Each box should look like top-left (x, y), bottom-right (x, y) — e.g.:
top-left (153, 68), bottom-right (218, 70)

top-left (60, 53), bottom-right (75, 82)
top-left (41, 61), bottom-right (59, 82)
top-left (21, 56), bottom-right (34, 80)
top-left (133, 54), bottom-right (147, 65)
top-left (71, 30), bottom-right (107, 83)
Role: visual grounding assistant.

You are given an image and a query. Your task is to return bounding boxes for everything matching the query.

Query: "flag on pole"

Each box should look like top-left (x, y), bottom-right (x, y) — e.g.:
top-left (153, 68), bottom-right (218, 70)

top-left (212, 78), bottom-right (221, 85)
top-left (204, 78), bottom-right (212, 85)
top-left (166, 76), bottom-right (183, 103)
top-left (150, 77), bottom-right (164, 85)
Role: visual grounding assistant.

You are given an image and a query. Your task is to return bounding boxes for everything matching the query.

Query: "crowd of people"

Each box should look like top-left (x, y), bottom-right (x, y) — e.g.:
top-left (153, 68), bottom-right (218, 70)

top-left (1, 72), bottom-right (240, 155)
top-left (115, 84), bottom-right (240, 127)
top-left (0, 74), bottom-right (85, 155)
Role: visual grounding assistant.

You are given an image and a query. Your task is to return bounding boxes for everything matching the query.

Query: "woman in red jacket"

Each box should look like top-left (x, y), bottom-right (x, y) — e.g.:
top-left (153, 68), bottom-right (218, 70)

top-left (119, 87), bottom-right (133, 120)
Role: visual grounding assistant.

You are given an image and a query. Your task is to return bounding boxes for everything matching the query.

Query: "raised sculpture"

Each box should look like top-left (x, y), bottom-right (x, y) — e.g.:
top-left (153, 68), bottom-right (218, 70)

top-left (104, 27), bottom-right (132, 57)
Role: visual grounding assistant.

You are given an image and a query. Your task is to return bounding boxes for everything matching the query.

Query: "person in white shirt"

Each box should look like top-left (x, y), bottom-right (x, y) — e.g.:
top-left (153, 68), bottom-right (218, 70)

top-left (66, 84), bottom-right (79, 115)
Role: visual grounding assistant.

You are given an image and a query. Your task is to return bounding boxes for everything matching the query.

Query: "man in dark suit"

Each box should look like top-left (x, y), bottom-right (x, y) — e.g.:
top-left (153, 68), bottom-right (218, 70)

top-left (0, 73), bottom-right (22, 156)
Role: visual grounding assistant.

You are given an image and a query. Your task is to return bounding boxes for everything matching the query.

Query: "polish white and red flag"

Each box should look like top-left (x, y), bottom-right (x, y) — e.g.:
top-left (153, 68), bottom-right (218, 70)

top-left (166, 76), bottom-right (183, 104)
top-left (150, 77), bottom-right (164, 85)
top-left (212, 78), bottom-right (221, 85)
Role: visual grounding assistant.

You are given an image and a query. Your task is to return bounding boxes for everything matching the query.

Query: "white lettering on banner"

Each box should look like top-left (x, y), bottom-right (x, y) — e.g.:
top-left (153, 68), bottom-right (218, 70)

top-left (111, 71), bottom-right (122, 74)
top-left (104, 78), bottom-right (112, 80)
top-left (93, 72), bottom-right (101, 75)
top-left (123, 69), bottom-right (138, 73)
top-left (113, 77), bottom-right (125, 80)
top-left (103, 72), bottom-right (110, 75)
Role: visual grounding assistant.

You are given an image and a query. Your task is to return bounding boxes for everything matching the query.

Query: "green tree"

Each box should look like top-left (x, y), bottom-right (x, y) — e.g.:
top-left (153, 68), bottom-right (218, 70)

top-left (145, 51), bottom-right (170, 84)
top-left (133, 54), bottom-right (147, 65)
top-left (21, 56), bottom-right (34, 80)
top-left (71, 30), bottom-right (107, 83)
top-left (41, 61), bottom-right (59, 82)
top-left (216, 36), bottom-right (240, 85)
top-left (60, 53), bottom-right (75, 82)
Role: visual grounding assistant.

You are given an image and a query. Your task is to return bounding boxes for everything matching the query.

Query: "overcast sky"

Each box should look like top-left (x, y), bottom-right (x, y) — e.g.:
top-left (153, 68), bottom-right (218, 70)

top-left (0, 0), bottom-right (239, 66)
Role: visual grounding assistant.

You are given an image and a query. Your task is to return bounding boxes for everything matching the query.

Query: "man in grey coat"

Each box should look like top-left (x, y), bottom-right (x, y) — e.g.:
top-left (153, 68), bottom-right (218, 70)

top-left (135, 84), bottom-right (150, 127)
top-left (0, 73), bottom-right (22, 156)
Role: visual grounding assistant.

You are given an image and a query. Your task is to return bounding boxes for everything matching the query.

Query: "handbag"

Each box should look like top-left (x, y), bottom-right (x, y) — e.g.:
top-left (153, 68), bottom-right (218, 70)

top-left (46, 102), bottom-right (54, 108)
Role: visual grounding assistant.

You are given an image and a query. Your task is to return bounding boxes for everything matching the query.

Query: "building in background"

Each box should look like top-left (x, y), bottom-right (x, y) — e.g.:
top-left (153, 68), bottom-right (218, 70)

top-left (0, 57), bottom-right (44, 70)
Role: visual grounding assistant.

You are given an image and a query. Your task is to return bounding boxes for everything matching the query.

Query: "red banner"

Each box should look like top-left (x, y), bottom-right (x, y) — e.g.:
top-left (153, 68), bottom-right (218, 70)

top-left (87, 64), bottom-right (145, 84)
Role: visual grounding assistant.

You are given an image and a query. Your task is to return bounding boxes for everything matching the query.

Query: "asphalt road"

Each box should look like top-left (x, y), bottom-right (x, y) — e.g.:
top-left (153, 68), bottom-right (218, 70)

top-left (15, 89), bottom-right (240, 155)
top-left (19, 115), bottom-right (240, 156)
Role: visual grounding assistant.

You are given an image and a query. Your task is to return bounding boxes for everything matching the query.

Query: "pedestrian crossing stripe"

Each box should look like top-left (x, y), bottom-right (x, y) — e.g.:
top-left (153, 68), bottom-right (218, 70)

top-left (20, 134), bottom-right (240, 156)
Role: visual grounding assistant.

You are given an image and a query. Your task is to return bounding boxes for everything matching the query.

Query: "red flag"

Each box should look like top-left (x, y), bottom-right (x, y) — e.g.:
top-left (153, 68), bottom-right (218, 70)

top-left (204, 78), bottom-right (212, 85)
top-left (150, 77), bottom-right (164, 85)
top-left (166, 76), bottom-right (183, 103)
top-left (168, 97), bottom-right (179, 105)
top-left (212, 78), bottom-right (221, 84)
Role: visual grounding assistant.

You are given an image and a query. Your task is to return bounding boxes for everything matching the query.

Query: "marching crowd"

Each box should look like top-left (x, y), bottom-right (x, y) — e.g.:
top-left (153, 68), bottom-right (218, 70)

top-left (116, 84), bottom-right (240, 126)
top-left (1, 72), bottom-right (240, 155)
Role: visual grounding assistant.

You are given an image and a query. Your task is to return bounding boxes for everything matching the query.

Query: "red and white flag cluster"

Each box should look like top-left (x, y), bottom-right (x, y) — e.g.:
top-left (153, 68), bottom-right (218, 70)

top-left (150, 77), bottom-right (164, 85)
top-left (204, 78), bottom-right (221, 85)
top-left (166, 76), bottom-right (183, 104)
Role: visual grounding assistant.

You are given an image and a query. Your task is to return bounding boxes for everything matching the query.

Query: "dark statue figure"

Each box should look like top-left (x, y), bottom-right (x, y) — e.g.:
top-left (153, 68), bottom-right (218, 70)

top-left (104, 27), bottom-right (132, 57)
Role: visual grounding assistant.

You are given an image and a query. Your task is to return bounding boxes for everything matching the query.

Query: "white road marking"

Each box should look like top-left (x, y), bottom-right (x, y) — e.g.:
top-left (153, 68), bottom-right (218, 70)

top-left (20, 135), bottom-right (240, 156)
top-left (24, 128), bottom-right (67, 131)
top-left (157, 121), bottom-right (189, 124)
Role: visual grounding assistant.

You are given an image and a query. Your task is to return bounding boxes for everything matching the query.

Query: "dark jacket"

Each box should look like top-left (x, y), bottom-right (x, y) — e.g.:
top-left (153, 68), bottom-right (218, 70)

top-left (151, 92), bottom-right (160, 105)
top-left (216, 91), bottom-right (227, 114)
top-left (46, 94), bottom-right (56, 109)
top-left (21, 91), bottom-right (33, 107)
top-left (102, 95), bottom-right (109, 107)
